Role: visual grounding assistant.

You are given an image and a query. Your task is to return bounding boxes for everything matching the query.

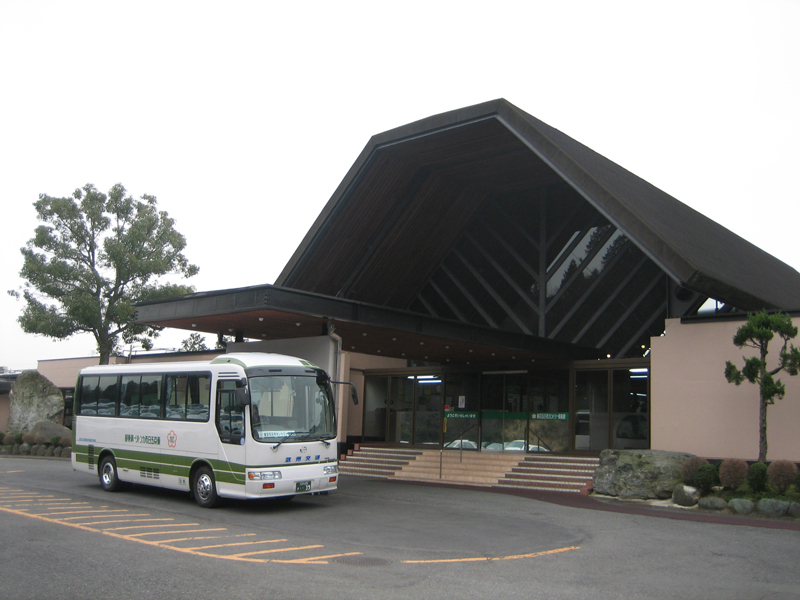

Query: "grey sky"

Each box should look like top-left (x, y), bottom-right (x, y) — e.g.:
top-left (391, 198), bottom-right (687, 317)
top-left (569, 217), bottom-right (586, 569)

top-left (2, 0), bottom-right (798, 370)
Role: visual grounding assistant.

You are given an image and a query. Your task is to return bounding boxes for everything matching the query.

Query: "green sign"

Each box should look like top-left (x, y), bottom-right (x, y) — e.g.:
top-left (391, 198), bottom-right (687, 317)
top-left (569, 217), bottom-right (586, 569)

top-left (444, 411), bottom-right (478, 419)
top-left (531, 412), bottom-right (568, 421)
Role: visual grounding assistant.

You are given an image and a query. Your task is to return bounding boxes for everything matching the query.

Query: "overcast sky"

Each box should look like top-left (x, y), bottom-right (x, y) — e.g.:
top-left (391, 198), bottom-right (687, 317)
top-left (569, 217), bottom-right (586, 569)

top-left (1, 0), bottom-right (798, 371)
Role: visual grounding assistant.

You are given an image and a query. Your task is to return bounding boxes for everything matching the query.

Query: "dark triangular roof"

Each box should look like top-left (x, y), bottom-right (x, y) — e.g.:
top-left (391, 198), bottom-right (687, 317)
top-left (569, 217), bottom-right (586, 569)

top-left (278, 98), bottom-right (800, 312)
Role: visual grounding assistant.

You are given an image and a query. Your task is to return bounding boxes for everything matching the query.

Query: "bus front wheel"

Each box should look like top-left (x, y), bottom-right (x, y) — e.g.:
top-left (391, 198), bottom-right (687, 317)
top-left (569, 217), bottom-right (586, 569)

top-left (99, 456), bottom-right (123, 492)
top-left (192, 466), bottom-right (220, 508)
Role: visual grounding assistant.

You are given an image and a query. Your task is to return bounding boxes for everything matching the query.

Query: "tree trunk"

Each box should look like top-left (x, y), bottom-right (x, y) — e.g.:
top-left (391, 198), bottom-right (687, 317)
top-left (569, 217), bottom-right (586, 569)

top-left (758, 393), bottom-right (768, 463)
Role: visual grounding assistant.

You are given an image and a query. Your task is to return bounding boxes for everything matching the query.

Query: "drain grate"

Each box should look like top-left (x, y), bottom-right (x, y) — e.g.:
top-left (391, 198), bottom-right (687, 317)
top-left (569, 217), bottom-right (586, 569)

top-left (334, 555), bottom-right (391, 567)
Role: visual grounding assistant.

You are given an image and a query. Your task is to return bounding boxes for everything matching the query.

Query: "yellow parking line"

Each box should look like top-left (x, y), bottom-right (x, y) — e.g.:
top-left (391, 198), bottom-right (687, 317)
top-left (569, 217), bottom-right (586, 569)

top-left (63, 514), bottom-right (152, 522)
top-left (276, 551), bottom-right (364, 565)
top-left (229, 545), bottom-right (324, 558)
top-left (103, 522), bottom-right (185, 531)
top-left (185, 538), bottom-right (287, 550)
top-left (126, 528), bottom-right (227, 537)
top-left (403, 545), bottom-right (581, 564)
top-left (81, 518), bottom-right (168, 525)
top-left (157, 533), bottom-right (256, 544)
top-left (32, 509), bottom-right (132, 516)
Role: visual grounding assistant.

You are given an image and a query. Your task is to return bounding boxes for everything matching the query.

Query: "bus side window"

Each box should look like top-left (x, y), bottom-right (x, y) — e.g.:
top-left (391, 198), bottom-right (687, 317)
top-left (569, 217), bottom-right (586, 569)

top-left (120, 375), bottom-right (141, 418)
top-left (216, 380), bottom-right (244, 444)
top-left (166, 375), bottom-right (188, 420)
top-left (187, 374), bottom-right (210, 421)
top-left (79, 376), bottom-right (100, 415)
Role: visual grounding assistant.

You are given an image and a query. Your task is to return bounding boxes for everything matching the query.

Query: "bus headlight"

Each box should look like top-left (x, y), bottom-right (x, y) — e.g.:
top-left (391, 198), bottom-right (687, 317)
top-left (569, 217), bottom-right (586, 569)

top-left (322, 465), bottom-right (338, 475)
top-left (248, 470), bottom-right (282, 480)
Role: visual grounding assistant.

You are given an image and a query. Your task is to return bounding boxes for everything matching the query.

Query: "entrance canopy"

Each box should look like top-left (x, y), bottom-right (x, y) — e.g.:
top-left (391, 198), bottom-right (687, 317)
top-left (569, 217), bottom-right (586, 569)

top-left (136, 99), bottom-right (800, 364)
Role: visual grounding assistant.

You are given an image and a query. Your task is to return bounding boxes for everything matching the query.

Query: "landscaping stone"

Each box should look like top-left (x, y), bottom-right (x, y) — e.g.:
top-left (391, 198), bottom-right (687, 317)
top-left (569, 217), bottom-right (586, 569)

top-left (18, 443), bottom-right (31, 456)
top-left (44, 446), bottom-right (55, 457)
top-left (757, 498), bottom-right (789, 519)
top-left (593, 449), bottom-right (694, 499)
top-left (698, 496), bottom-right (728, 511)
top-left (0, 445), bottom-right (10, 455)
top-left (672, 484), bottom-right (700, 506)
top-left (30, 444), bottom-right (41, 455)
top-left (30, 420), bottom-right (71, 440)
top-left (60, 447), bottom-right (72, 458)
top-left (728, 498), bottom-right (755, 515)
top-left (788, 503), bottom-right (800, 519)
top-left (7, 371), bottom-right (64, 433)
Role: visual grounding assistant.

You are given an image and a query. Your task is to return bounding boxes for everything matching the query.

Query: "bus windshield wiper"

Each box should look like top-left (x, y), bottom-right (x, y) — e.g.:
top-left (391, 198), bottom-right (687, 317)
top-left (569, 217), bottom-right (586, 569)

top-left (271, 430), bottom-right (309, 450)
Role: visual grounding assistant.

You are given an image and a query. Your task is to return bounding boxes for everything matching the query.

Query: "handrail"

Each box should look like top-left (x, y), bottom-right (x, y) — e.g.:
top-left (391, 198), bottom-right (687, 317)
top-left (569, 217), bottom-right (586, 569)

top-left (440, 422), bottom-right (480, 478)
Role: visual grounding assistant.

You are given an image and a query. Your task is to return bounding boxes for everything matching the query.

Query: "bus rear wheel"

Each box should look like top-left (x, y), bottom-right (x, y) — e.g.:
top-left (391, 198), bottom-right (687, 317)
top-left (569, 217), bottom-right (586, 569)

top-left (192, 466), bottom-right (220, 508)
top-left (99, 456), bottom-right (123, 492)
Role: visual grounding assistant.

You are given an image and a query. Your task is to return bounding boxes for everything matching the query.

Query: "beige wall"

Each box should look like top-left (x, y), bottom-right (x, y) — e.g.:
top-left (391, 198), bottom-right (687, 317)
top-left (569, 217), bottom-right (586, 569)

top-left (0, 394), bottom-right (9, 434)
top-left (651, 316), bottom-right (800, 461)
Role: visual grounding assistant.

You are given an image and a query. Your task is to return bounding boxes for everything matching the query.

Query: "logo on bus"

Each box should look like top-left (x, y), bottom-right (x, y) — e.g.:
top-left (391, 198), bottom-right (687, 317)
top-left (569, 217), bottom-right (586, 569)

top-left (167, 430), bottom-right (178, 448)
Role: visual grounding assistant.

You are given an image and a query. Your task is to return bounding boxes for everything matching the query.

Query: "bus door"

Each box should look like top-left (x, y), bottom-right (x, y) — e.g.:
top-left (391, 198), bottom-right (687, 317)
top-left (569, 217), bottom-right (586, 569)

top-left (215, 380), bottom-right (247, 484)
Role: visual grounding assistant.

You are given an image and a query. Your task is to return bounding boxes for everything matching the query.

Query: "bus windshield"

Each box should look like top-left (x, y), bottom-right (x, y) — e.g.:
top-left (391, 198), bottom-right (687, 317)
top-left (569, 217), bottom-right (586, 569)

top-left (248, 375), bottom-right (335, 442)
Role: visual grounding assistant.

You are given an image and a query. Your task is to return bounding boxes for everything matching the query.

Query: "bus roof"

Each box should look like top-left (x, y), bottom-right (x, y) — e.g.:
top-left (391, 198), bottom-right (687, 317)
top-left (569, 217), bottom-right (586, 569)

top-left (78, 352), bottom-right (319, 376)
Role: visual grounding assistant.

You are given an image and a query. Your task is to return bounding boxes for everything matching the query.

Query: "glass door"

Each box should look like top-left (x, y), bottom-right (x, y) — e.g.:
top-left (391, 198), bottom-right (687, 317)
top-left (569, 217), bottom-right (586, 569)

top-left (480, 372), bottom-right (529, 451)
top-left (574, 370), bottom-right (609, 451)
top-left (386, 374), bottom-right (443, 446)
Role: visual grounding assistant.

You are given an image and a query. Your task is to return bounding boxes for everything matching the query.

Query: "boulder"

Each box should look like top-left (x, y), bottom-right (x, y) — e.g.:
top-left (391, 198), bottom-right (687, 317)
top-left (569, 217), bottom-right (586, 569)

top-left (788, 503), bottom-right (800, 519)
top-left (698, 496), bottom-right (728, 511)
top-left (18, 442), bottom-right (31, 456)
top-left (672, 484), bottom-right (700, 506)
top-left (30, 421), bottom-right (71, 440)
top-left (593, 449), bottom-right (695, 499)
top-left (757, 499), bottom-right (789, 519)
top-left (728, 498), bottom-right (755, 515)
top-left (7, 371), bottom-right (64, 433)
top-left (60, 447), bottom-right (72, 458)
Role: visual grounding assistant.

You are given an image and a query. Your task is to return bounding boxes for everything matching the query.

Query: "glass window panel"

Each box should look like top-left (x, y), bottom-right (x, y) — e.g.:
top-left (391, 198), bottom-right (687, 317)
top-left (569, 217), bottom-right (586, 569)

top-left (97, 376), bottom-right (118, 416)
top-left (612, 369), bottom-right (649, 450)
top-left (79, 376), bottom-right (99, 415)
top-left (575, 370), bottom-right (609, 451)
top-left (139, 375), bottom-right (162, 418)
top-left (120, 375), bottom-right (141, 417)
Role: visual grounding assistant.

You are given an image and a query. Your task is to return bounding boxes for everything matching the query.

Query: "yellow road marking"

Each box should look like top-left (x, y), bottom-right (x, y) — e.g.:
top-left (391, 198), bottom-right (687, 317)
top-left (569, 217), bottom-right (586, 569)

top-left (75, 517), bottom-right (159, 524)
top-left (158, 533), bottom-right (257, 544)
top-left (277, 551), bottom-right (363, 564)
top-left (229, 545), bottom-right (325, 558)
top-left (103, 522), bottom-right (186, 531)
top-left (0, 492), bottom-right (580, 566)
top-left (402, 545), bottom-right (581, 563)
top-left (185, 538), bottom-right (287, 550)
top-left (126, 528), bottom-right (227, 537)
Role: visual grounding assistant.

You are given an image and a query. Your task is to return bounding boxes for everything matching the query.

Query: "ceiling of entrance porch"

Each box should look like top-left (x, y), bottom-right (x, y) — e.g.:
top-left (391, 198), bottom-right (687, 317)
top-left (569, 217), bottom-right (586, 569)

top-left (134, 284), bottom-right (601, 365)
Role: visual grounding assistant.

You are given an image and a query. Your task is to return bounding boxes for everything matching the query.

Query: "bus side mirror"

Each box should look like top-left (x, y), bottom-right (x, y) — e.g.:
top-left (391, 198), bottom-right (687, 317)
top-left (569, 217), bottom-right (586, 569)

top-left (234, 387), bottom-right (250, 407)
top-left (330, 381), bottom-right (359, 405)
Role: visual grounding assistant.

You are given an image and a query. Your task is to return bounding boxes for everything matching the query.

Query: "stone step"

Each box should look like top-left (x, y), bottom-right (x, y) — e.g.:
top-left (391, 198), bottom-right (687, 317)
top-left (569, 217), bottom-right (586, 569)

top-left (338, 446), bottom-right (598, 494)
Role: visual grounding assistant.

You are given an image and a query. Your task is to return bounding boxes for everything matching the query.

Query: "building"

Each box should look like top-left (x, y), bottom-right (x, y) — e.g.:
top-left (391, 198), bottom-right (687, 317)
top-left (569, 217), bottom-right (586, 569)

top-left (135, 99), bottom-right (800, 461)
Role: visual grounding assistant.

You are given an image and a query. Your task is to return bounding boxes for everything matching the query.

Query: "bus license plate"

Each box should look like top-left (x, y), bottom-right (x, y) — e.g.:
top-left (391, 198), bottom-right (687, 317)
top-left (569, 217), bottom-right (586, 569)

top-left (296, 481), bottom-right (312, 492)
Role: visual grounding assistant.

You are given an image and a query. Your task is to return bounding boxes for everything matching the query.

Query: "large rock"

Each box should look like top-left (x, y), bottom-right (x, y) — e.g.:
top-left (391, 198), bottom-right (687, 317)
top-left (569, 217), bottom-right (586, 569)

top-left (698, 496), bottom-right (728, 511)
top-left (728, 498), bottom-right (755, 515)
top-left (757, 499), bottom-right (789, 519)
top-left (7, 371), bottom-right (64, 433)
top-left (30, 420), bottom-right (71, 440)
top-left (672, 484), bottom-right (700, 506)
top-left (593, 449), bottom-right (695, 499)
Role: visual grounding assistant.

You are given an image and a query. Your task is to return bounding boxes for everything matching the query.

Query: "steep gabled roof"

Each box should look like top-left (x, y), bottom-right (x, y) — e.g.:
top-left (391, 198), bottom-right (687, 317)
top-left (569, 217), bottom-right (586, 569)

top-left (278, 98), bottom-right (800, 311)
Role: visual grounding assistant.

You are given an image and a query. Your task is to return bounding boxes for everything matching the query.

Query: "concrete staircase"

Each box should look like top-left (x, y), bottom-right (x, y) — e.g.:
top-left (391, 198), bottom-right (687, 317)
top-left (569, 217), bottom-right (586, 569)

top-left (339, 445), bottom-right (599, 494)
top-left (495, 454), bottom-right (599, 494)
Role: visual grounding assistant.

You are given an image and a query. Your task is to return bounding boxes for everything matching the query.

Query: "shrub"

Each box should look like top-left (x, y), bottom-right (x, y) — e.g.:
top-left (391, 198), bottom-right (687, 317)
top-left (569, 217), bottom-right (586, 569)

top-left (2, 433), bottom-right (15, 446)
top-left (59, 436), bottom-right (72, 448)
top-left (767, 460), bottom-right (799, 495)
top-left (34, 435), bottom-right (50, 446)
top-left (50, 435), bottom-right (61, 446)
top-left (680, 456), bottom-right (709, 486)
top-left (21, 433), bottom-right (36, 445)
top-left (695, 463), bottom-right (719, 494)
top-left (719, 458), bottom-right (749, 490)
top-left (748, 462), bottom-right (769, 493)
top-left (14, 432), bottom-right (23, 445)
